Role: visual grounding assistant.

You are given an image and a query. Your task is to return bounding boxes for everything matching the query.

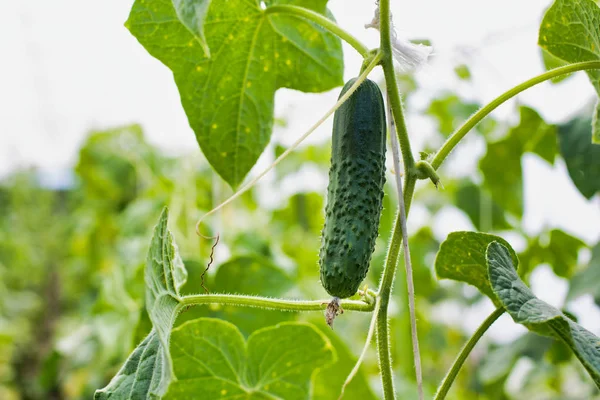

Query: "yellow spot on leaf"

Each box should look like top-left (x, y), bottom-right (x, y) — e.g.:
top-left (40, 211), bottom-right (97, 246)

top-left (246, 81), bottom-right (252, 88)
top-left (264, 65), bottom-right (269, 72)
top-left (245, 127), bottom-right (251, 133)
top-left (275, 52), bottom-right (280, 59)
top-left (221, 390), bottom-right (227, 396)
top-left (286, 59), bottom-right (292, 66)
top-left (212, 123), bottom-right (218, 130)
top-left (286, 361), bottom-right (292, 367)
top-left (228, 34), bottom-right (234, 41)
top-left (188, 41), bottom-right (194, 47)
top-left (196, 66), bottom-right (203, 72)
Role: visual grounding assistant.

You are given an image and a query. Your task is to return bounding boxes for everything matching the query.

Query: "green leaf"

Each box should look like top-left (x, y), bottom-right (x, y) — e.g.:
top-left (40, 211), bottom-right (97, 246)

top-left (487, 241), bottom-right (600, 388)
top-left (557, 115), bottom-right (600, 199)
top-left (426, 93), bottom-right (480, 136)
top-left (126, 0), bottom-right (344, 187)
top-left (94, 330), bottom-right (166, 400)
top-left (594, 99), bottom-right (600, 144)
top-left (165, 318), bottom-right (335, 399)
top-left (454, 64), bottom-right (471, 80)
top-left (480, 107), bottom-right (556, 218)
top-left (95, 208), bottom-right (186, 398)
top-left (435, 231), bottom-right (518, 306)
top-left (454, 182), bottom-right (511, 231)
top-left (539, 0), bottom-right (600, 141)
top-left (568, 243), bottom-right (600, 302)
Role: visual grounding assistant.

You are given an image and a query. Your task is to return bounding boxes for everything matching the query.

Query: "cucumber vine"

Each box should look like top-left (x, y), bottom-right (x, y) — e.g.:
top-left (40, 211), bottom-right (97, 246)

top-left (95, 0), bottom-right (600, 399)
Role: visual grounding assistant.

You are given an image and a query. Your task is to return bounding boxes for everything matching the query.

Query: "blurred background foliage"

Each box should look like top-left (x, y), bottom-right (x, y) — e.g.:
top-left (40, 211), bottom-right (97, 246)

top-left (1, 64), bottom-right (600, 400)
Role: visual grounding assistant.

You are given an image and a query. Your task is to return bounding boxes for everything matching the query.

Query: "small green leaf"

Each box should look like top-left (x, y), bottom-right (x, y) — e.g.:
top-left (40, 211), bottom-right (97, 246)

top-left (434, 231), bottom-right (518, 306)
top-left (95, 208), bottom-right (185, 398)
top-left (558, 115), bottom-right (600, 199)
top-left (165, 318), bottom-right (335, 399)
top-left (454, 64), bottom-right (471, 80)
top-left (539, 0), bottom-right (600, 141)
top-left (126, 0), bottom-right (343, 187)
top-left (487, 241), bottom-right (600, 388)
top-left (426, 93), bottom-right (480, 136)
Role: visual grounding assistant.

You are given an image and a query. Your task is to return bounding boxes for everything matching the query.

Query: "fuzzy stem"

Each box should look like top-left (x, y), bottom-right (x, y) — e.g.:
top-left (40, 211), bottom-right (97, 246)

top-left (432, 61), bottom-right (600, 171)
top-left (434, 307), bottom-right (505, 400)
top-left (388, 94), bottom-right (424, 400)
top-left (264, 5), bottom-right (370, 57)
top-left (180, 294), bottom-right (376, 312)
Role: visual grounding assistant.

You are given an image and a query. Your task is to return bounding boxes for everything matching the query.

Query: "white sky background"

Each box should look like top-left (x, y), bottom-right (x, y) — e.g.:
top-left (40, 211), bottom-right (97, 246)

top-left (1, 0), bottom-right (600, 340)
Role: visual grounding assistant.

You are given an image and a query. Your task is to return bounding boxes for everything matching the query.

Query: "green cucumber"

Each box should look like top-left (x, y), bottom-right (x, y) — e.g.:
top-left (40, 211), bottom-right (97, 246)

top-left (319, 77), bottom-right (387, 299)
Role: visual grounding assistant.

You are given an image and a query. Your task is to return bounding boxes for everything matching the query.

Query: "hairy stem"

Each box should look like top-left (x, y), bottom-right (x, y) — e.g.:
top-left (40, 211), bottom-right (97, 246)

top-left (434, 307), bottom-right (505, 400)
top-left (388, 95), bottom-right (423, 400)
top-left (180, 294), bottom-right (376, 312)
top-left (432, 60), bottom-right (600, 170)
top-left (264, 4), bottom-right (370, 57)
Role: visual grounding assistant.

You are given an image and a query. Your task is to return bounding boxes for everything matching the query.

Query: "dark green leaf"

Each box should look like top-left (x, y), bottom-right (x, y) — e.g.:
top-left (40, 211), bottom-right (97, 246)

top-left (558, 115), bottom-right (600, 198)
top-left (487, 241), bottom-right (600, 388)
top-left (126, 0), bottom-right (343, 187)
top-left (435, 231), bottom-right (518, 306)
top-left (165, 319), bottom-right (335, 399)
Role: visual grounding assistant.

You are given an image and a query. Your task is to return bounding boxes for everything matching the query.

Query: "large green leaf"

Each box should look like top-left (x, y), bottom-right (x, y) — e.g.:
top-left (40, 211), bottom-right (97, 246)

top-left (95, 208), bottom-right (186, 399)
top-left (126, 0), bottom-right (344, 187)
top-left (558, 115), bottom-right (600, 198)
top-left (165, 318), bottom-right (335, 398)
top-left (434, 231), bottom-right (518, 306)
top-left (487, 241), bottom-right (600, 388)
top-left (539, 0), bottom-right (600, 143)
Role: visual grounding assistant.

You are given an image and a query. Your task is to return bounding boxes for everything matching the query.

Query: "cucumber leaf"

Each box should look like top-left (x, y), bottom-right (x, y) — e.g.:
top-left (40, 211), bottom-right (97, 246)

top-left (126, 0), bottom-right (344, 187)
top-left (487, 241), bottom-right (600, 388)
top-left (164, 318), bottom-right (335, 399)
top-left (434, 231), bottom-right (518, 306)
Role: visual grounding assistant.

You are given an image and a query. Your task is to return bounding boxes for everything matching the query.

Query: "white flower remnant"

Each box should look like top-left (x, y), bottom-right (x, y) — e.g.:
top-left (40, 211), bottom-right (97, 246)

top-left (365, 6), bottom-right (432, 71)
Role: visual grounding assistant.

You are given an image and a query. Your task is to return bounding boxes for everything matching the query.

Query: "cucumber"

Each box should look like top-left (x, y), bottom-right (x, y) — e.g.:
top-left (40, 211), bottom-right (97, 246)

top-left (319, 77), bottom-right (387, 299)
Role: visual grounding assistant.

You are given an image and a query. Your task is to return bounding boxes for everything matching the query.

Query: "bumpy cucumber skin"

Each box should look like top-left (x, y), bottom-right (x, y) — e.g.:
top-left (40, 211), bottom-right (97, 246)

top-left (319, 78), bottom-right (387, 299)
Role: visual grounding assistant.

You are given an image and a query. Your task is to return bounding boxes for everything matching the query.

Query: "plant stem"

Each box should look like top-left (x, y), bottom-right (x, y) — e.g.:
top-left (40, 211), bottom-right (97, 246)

top-left (434, 307), bottom-right (505, 400)
top-left (388, 95), bottom-right (423, 400)
top-left (180, 294), bottom-right (375, 312)
top-left (264, 5), bottom-right (370, 57)
top-left (431, 60), bottom-right (600, 170)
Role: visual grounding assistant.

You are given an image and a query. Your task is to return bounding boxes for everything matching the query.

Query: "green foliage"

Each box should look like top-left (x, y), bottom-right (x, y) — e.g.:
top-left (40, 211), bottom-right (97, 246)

top-left (539, 0), bottom-right (600, 142)
top-left (165, 319), bottom-right (334, 399)
top-left (435, 231), bottom-right (519, 306)
top-left (126, 0), bottom-right (344, 187)
top-left (487, 242), bottom-right (600, 388)
top-left (557, 115), bottom-right (600, 199)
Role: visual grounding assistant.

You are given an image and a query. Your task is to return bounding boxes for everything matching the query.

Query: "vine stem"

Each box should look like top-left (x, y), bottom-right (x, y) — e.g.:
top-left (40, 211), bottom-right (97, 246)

top-left (375, 1), bottom-right (420, 399)
top-left (195, 52), bottom-right (382, 237)
top-left (431, 60), bottom-right (600, 170)
top-left (434, 307), bottom-right (505, 400)
top-left (180, 294), bottom-right (376, 313)
top-left (264, 5), bottom-right (370, 57)
top-left (388, 93), bottom-right (423, 400)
